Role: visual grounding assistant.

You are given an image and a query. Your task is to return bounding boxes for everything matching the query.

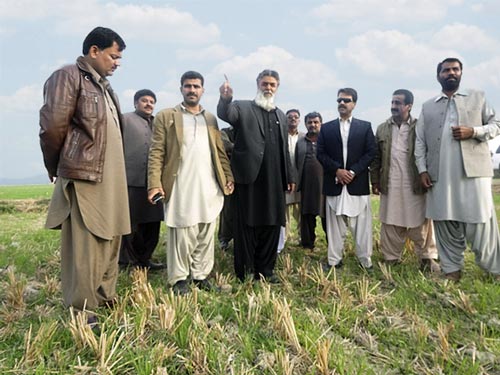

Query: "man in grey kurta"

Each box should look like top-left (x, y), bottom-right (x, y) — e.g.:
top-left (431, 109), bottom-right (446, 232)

top-left (415, 57), bottom-right (500, 281)
top-left (39, 27), bottom-right (130, 318)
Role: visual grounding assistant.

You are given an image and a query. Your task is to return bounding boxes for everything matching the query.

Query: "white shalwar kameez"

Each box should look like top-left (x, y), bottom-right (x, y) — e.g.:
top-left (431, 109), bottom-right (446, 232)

top-left (326, 118), bottom-right (372, 268)
top-left (165, 108), bottom-right (224, 284)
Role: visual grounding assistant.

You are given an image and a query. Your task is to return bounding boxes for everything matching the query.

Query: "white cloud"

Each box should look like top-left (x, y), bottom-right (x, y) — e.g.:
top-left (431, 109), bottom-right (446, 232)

top-left (1, 1), bottom-right (221, 44)
top-left (0, 0), bottom-right (55, 20)
top-left (212, 46), bottom-right (341, 92)
top-left (310, 0), bottom-right (463, 23)
top-left (467, 57), bottom-right (500, 89)
top-left (470, 0), bottom-right (500, 13)
top-left (0, 85), bottom-right (42, 113)
top-left (176, 44), bottom-right (234, 61)
top-left (335, 29), bottom-right (459, 76)
top-left (431, 23), bottom-right (499, 51)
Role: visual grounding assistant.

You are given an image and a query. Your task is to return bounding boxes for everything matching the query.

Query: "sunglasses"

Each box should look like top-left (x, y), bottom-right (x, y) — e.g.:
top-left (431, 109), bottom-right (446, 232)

top-left (337, 98), bottom-right (353, 104)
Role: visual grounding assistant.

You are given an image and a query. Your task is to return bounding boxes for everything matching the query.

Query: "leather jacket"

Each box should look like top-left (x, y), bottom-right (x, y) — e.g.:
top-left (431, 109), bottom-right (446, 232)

top-left (39, 56), bottom-right (122, 182)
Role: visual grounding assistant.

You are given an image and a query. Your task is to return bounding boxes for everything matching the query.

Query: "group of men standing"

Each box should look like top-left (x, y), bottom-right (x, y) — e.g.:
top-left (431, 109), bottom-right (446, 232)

top-left (39, 27), bottom-right (500, 324)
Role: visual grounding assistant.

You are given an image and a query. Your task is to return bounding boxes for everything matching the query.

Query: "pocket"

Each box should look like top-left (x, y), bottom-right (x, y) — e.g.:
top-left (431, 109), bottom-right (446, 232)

top-left (65, 130), bottom-right (81, 160)
top-left (76, 88), bottom-right (99, 122)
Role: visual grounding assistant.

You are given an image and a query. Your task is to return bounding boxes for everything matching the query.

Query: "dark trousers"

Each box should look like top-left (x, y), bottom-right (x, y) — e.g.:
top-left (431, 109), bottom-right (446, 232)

top-left (300, 214), bottom-right (327, 249)
top-left (119, 221), bottom-right (161, 266)
top-left (218, 195), bottom-right (233, 242)
top-left (233, 211), bottom-right (280, 280)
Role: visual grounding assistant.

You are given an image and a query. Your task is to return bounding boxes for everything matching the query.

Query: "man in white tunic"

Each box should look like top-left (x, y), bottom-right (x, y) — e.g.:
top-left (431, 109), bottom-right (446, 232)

top-left (415, 57), bottom-right (500, 281)
top-left (148, 71), bottom-right (234, 294)
top-left (317, 88), bottom-right (376, 270)
top-left (371, 89), bottom-right (439, 272)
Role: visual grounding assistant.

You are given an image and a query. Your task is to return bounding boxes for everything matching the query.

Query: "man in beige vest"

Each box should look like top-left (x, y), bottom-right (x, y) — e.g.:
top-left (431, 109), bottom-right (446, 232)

top-left (39, 27), bottom-right (130, 325)
top-left (148, 71), bottom-right (234, 295)
top-left (415, 57), bottom-right (500, 281)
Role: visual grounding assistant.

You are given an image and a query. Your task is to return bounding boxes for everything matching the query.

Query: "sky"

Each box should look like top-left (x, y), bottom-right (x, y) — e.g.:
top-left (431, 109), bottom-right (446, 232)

top-left (1, 0), bottom-right (500, 182)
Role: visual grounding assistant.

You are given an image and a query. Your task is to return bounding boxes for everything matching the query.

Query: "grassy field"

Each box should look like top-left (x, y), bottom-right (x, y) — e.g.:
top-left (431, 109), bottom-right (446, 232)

top-left (0, 184), bottom-right (499, 374)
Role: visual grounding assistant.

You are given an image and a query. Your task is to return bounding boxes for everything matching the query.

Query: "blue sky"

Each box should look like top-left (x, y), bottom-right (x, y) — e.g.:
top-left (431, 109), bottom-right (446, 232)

top-left (1, 0), bottom-right (500, 180)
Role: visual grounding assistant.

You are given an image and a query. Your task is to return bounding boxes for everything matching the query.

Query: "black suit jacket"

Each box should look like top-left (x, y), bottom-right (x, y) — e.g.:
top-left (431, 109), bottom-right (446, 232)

top-left (317, 118), bottom-right (376, 196)
top-left (217, 98), bottom-right (295, 187)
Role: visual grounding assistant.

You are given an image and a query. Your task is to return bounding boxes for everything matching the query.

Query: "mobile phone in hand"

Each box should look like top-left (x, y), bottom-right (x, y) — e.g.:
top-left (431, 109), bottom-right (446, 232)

top-left (152, 192), bottom-right (163, 204)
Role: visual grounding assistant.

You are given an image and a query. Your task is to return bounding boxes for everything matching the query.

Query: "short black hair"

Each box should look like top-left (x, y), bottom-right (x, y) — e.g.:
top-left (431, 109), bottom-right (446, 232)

top-left (134, 89), bottom-right (156, 103)
top-left (82, 27), bottom-right (126, 55)
top-left (392, 89), bottom-right (414, 105)
top-left (305, 111), bottom-right (322, 123)
top-left (337, 87), bottom-right (358, 103)
top-left (256, 69), bottom-right (280, 83)
top-left (437, 57), bottom-right (463, 75)
top-left (180, 71), bottom-right (204, 86)
top-left (286, 109), bottom-right (300, 117)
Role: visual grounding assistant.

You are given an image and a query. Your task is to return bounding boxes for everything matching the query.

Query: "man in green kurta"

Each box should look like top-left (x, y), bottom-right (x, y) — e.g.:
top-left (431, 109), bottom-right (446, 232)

top-left (39, 27), bottom-right (130, 320)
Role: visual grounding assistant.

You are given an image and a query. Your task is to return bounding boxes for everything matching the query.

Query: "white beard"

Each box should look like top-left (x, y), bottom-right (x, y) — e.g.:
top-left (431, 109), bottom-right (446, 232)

top-left (254, 90), bottom-right (276, 111)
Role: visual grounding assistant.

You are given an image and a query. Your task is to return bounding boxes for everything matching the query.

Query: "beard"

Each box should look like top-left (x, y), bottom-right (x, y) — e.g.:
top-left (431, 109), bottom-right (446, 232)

top-left (439, 76), bottom-right (461, 92)
top-left (254, 90), bottom-right (276, 111)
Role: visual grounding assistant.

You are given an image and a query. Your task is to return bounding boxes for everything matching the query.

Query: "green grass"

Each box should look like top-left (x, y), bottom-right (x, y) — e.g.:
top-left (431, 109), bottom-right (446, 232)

top-left (0, 185), bottom-right (499, 374)
top-left (0, 184), bottom-right (53, 200)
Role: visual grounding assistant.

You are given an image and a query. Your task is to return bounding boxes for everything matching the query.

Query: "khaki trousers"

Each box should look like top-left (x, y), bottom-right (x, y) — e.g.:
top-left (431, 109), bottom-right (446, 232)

top-left (61, 187), bottom-right (120, 311)
top-left (166, 220), bottom-right (216, 285)
top-left (380, 219), bottom-right (438, 261)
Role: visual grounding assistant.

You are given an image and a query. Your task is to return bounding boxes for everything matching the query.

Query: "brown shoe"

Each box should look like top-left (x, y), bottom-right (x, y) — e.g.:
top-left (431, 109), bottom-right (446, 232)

top-left (420, 259), bottom-right (441, 273)
top-left (444, 270), bottom-right (462, 282)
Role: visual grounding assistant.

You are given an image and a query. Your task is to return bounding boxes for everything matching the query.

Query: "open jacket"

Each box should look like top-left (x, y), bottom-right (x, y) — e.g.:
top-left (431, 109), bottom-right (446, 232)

top-left (371, 116), bottom-right (425, 195)
top-left (147, 105), bottom-right (234, 203)
top-left (317, 118), bottom-right (376, 196)
top-left (217, 97), bottom-right (295, 188)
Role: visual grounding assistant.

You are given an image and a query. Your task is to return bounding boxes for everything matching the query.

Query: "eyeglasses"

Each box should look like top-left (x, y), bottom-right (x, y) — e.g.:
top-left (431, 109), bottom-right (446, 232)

top-left (287, 115), bottom-right (299, 119)
top-left (337, 98), bottom-right (353, 104)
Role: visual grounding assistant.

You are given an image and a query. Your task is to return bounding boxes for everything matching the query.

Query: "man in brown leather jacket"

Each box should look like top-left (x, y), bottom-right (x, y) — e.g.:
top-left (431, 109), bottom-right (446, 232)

top-left (39, 27), bottom-right (130, 324)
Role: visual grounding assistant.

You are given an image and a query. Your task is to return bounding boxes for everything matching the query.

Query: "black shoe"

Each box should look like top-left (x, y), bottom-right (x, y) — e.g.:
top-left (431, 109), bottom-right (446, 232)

top-left (420, 258), bottom-right (441, 273)
top-left (138, 260), bottom-right (167, 271)
top-left (172, 279), bottom-right (190, 295)
top-left (359, 263), bottom-right (373, 272)
top-left (219, 240), bottom-right (230, 252)
top-left (255, 274), bottom-right (280, 284)
top-left (193, 278), bottom-right (216, 291)
top-left (323, 260), bottom-right (342, 273)
top-left (87, 315), bottom-right (100, 334)
top-left (101, 298), bottom-right (118, 309)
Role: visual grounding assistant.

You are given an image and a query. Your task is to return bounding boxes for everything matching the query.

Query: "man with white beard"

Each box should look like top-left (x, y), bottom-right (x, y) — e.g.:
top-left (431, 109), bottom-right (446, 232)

top-left (217, 70), bottom-right (296, 282)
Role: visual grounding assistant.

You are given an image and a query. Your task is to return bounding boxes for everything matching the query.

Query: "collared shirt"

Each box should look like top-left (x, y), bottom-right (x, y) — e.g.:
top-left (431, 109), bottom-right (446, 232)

top-left (328, 116), bottom-right (369, 217)
top-left (426, 93), bottom-right (492, 222)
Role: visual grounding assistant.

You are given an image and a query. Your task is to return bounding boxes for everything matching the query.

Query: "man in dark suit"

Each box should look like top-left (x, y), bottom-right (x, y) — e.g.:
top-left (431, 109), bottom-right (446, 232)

top-left (217, 70), bottom-right (295, 282)
top-left (317, 88), bottom-right (376, 270)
